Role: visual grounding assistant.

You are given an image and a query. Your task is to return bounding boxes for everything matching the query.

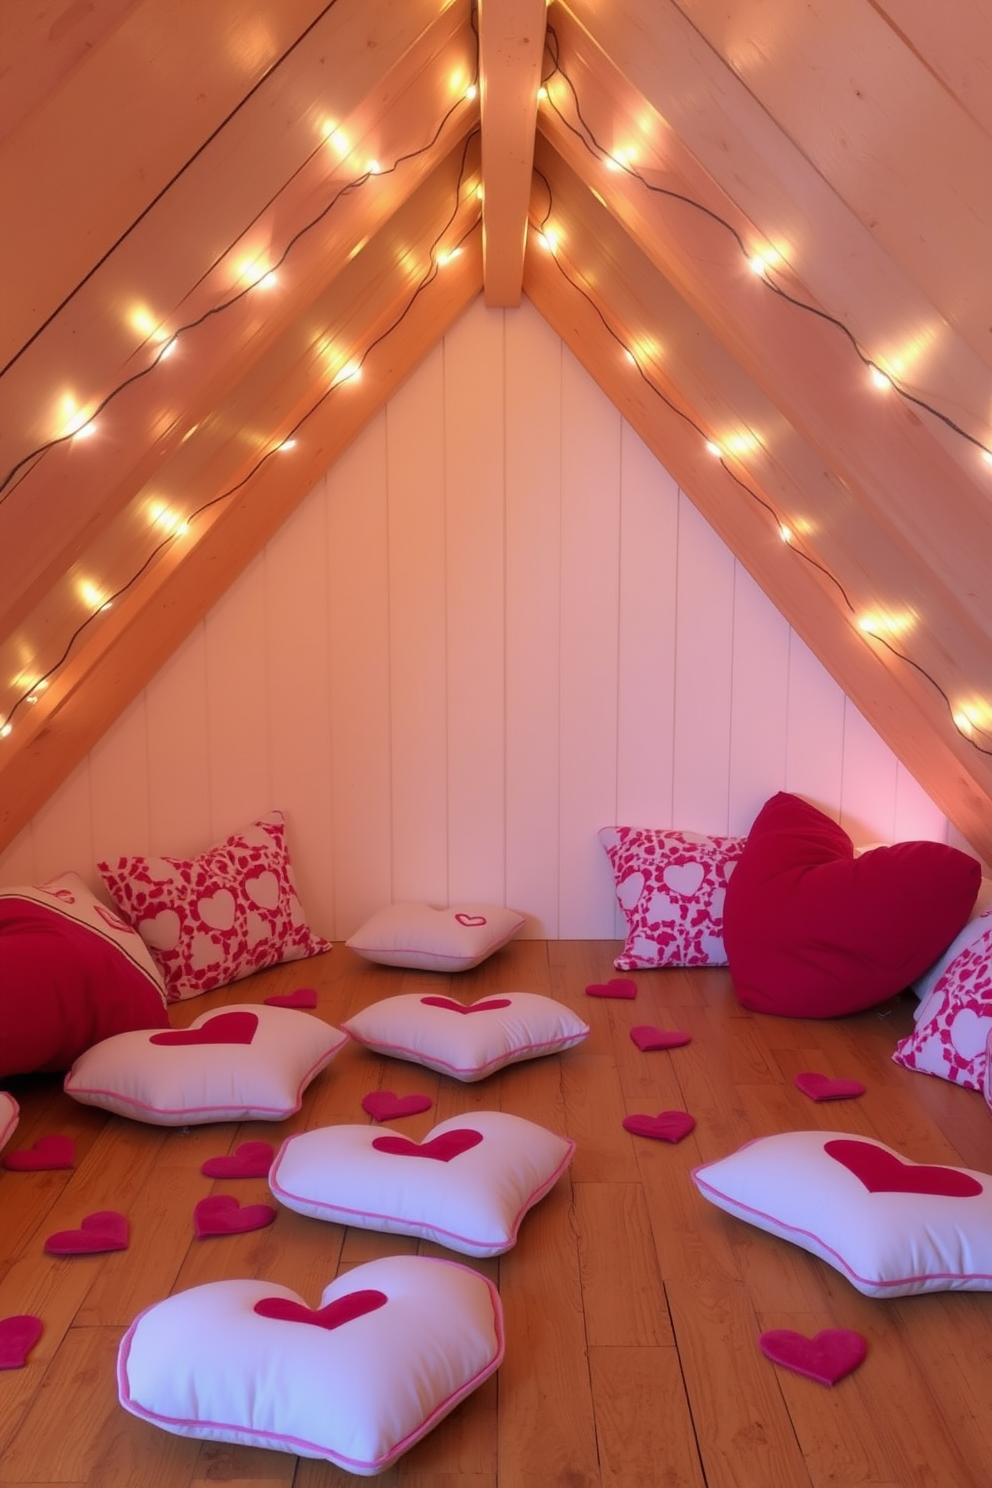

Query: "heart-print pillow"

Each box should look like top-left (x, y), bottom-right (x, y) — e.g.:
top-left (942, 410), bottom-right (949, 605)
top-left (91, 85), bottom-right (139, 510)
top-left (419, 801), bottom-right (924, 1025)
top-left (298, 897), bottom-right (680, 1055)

top-left (117, 1254), bottom-right (503, 1473)
top-left (345, 902), bottom-right (525, 972)
top-left (692, 1129), bottom-right (992, 1297)
top-left (893, 911), bottom-right (992, 1091)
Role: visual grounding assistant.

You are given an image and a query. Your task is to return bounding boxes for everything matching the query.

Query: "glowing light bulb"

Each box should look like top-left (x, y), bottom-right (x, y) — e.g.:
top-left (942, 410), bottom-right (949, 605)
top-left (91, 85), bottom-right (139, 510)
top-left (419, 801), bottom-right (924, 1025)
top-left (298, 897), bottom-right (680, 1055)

top-left (982, 449), bottom-right (992, 467)
top-left (465, 83), bottom-right (477, 101)
top-left (328, 128), bottom-right (349, 155)
top-left (779, 524), bottom-right (792, 543)
top-left (537, 86), bottom-right (547, 100)
top-left (0, 723), bottom-right (12, 739)
top-left (366, 160), bottom-right (381, 175)
top-left (437, 247), bottom-right (462, 266)
top-left (624, 348), bottom-right (636, 365)
top-left (159, 336), bottom-right (177, 359)
top-left (857, 615), bottom-right (879, 636)
top-left (332, 361), bottom-right (362, 387)
top-left (953, 711), bottom-right (974, 736)
top-left (258, 271), bottom-right (278, 290)
top-left (705, 441), bottom-right (722, 457)
top-left (748, 255), bottom-right (769, 277)
top-left (539, 228), bottom-right (558, 252)
top-left (277, 438), bottom-right (297, 451)
top-left (79, 580), bottom-right (106, 610)
top-left (869, 365), bottom-right (892, 391)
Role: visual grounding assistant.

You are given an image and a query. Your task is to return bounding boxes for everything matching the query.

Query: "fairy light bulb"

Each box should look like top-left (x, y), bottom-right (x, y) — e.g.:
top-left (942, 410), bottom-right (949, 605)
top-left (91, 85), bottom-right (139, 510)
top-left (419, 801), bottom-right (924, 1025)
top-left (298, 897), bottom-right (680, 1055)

top-left (705, 440), bottom-right (721, 458)
top-left (331, 360), bottom-right (362, 387)
top-left (869, 365), bottom-right (892, 391)
top-left (779, 524), bottom-right (792, 543)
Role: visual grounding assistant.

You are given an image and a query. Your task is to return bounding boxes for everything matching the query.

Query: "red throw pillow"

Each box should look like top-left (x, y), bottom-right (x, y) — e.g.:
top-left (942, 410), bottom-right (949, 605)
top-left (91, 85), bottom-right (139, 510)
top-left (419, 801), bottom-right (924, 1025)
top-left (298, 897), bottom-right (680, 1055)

top-left (723, 793), bottom-right (981, 1018)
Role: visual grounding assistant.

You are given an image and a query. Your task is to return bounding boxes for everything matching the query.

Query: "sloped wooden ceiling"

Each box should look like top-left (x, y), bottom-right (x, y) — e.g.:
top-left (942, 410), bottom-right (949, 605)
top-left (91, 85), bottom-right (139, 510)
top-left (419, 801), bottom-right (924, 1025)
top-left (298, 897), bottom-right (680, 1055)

top-left (1, 0), bottom-right (990, 862)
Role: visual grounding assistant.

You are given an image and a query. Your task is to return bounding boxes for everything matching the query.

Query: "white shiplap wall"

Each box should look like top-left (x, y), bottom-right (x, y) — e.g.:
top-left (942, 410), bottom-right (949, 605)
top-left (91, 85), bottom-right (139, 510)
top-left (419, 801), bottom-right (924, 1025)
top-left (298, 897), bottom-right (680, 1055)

top-left (0, 296), bottom-right (949, 937)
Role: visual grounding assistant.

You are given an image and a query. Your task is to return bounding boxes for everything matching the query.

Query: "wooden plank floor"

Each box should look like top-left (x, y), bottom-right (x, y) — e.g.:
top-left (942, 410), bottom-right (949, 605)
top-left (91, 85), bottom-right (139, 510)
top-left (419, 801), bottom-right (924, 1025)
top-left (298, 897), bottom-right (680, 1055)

top-left (2, 939), bottom-right (991, 1487)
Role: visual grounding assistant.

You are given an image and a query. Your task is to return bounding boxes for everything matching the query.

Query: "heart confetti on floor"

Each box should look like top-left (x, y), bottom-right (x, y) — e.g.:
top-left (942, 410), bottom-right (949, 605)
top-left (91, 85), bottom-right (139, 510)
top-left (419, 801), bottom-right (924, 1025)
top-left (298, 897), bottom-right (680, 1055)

top-left (264, 988), bottom-right (318, 1009)
top-left (759, 1327), bottom-right (867, 1386)
top-left (630, 1026), bottom-right (692, 1051)
top-left (201, 1141), bottom-right (276, 1179)
top-left (362, 1091), bottom-right (434, 1122)
top-left (194, 1195), bottom-right (278, 1238)
top-left (0, 1315), bottom-right (44, 1370)
top-left (2, 1134), bottom-right (75, 1170)
top-left (44, 1211), bottom-right (129, 1255)
top-left (585, 979), bottom-right (637, 999)
top-left (794, 1071), bottom-right (866, 1102)
top-left (622, 1111), bottom-right (696, 1143)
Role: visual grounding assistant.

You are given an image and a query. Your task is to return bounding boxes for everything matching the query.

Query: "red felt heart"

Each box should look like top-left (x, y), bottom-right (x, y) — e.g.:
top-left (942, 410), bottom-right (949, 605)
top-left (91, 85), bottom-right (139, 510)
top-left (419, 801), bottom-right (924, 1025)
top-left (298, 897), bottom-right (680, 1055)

top-left (585, 979), bottom-right (637, 999)
top-left (2, 1134), bottom-right (75, 1171)
top-left (630, 1026), bottom-right (691, 1051)
top-left (794, 1071), bottom-right (865, 1102)
top-left (254, 1289), bottom-right (387, 1330)
top-left (824, 1138), bottom-right (982, 1198)
top-left (194, 1195), bottom-right (278, 1238)
top-left (372, 1128), bottom-right (484, 1162)
top-left (44, 1210), bottom-right (129, 1255)
top-left (622, 1111), bottom-right (696, 1143)
top-left (264, 988), bottom-right (318, 1009)
top-left (455, 913), bottom-right (487, 927)
top-left (362, 1091), bottom-right (434, 1123)
top-left (759, 1328), bottom-right (867, 1386)
top-left (200, 1141), bottom-right (275, 1179)
top-left (419, 996), bottom-right (512, 1015)
top-left (0, 1315), bottom-right (44, 1370)
top-left (150, 1011), bottom-right (259, 1046)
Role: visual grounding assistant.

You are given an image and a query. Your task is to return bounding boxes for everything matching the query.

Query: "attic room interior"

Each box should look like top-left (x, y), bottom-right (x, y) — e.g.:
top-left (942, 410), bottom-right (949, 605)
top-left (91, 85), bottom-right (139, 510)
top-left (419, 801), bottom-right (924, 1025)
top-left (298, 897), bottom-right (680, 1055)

top-left (1, 0), bottom-right (991, 1484)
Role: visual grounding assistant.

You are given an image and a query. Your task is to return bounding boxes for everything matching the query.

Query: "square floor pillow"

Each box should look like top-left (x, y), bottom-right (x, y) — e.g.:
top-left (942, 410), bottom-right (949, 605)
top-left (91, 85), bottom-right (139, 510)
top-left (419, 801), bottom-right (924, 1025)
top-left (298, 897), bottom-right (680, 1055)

top-left (346, 902), bottom-right (525, 972)
top-left (0, 872), bottom-right (169, 1078)
top-left (63, 1004), bottom-right (348, 1124)
top-left (97, 811), bottom-right (331, 1001)
top-left (598, 827), bottom-right (745, 970)
top-left (893, 910), bottom-right (992, 1090)
top-left (0, 1093), bottom-right (18, 1153)
top-left (692, 1129), bottom-right (992, 1297)
top-left (342, 992), bottom-right (589, 1082)
top-left (269, 1109), bottom-right (575, 1256)
top-left (722, 792), bottom-right (981, 1017)
top-left (117, 1253), bottom-right (504, 1474)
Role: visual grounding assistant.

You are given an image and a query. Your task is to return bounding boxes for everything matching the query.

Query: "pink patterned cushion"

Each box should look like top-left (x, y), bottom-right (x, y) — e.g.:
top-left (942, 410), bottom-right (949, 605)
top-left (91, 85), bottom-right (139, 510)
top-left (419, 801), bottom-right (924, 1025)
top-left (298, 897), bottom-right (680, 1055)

top-left (893, 911), bottom-right (992, 1090)
top-left (98, 813), bottom-right (331, 1000)
top-left (598, 827), bottom-right (746, 970)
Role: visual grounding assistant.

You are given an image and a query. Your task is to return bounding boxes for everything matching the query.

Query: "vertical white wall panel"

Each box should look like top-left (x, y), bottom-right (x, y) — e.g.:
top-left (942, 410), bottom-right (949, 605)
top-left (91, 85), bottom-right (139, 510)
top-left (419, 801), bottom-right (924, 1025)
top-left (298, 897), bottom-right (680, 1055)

top-left (784, 633), bottom-right (845, 811)
top-left (728, 568), bottom-right (790, 836)
top-left (203, 553), bottom-right (273, 840)
top-left (89, 693), bottom-right (149, 864)
top-left (144, 625), bottom-right (211, 858)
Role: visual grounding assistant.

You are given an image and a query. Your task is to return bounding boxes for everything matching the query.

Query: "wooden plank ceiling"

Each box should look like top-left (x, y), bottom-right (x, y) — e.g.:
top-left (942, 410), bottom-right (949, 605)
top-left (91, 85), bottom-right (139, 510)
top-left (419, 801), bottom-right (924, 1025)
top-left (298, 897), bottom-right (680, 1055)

top-left (1, 0), bottom-right (990, 860)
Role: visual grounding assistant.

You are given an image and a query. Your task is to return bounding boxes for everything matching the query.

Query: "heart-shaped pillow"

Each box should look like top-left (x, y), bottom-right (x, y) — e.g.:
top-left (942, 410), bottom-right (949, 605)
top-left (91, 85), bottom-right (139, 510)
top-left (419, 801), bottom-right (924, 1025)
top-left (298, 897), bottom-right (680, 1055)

top-left (345, 902), bottom-right (525, 972)
top-left (117, 1254), bottom-right (504, 1473)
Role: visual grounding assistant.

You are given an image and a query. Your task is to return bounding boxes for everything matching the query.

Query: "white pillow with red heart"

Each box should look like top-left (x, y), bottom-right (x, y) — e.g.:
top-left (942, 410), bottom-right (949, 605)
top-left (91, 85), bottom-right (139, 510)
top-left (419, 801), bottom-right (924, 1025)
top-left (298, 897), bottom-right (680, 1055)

top-left (893, 909), bottom-right (992, 1091)
top-left (117, 1253), bottom-right (503, 1475)
top-left (0, 1092), bottom-right (17, 1152)
top-left (692, 1129), bottom-right (992, 1297)
top-left (341, 991), bottom-right (589, 1081)
top-left (63, 1004), bottom-right (348, 1125)
top-left (345, 902), bottom-right (525, 972)
top-left (269, 1109), bottom-right (574, 1256)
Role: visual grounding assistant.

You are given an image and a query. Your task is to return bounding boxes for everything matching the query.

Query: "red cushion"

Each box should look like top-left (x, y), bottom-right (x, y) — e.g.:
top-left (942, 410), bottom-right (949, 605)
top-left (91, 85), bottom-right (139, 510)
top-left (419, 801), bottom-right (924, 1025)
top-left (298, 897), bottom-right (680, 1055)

top-left (723, 793), bottom-right (982, 1018)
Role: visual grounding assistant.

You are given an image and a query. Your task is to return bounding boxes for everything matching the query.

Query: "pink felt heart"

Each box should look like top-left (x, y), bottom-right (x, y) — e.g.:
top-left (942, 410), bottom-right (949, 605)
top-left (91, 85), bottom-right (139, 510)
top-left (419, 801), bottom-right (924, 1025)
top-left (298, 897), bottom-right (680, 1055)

top-left (194, 1195), bottom-right (278, 1238)
top-left (759, 1328), bottom-right (867, 1386)
top-left (0, 1315), bottom-right (44, 1370)
top-left (419, 996), bottom-right (512, 1015)
top-left (264, 988), bottom-right (318, 1009)
top-left (585, 979), bottom-right (637, 999)
top-left (2, 1134), bottom-right (75, 1171)
top-left (151, 1011), bottom-right (259, 1047)
top-left (44, 1210), bottom-right (129, 1255)
top-left (454, 913), bottom-right (487, 927)
top-left (824, 1138), bottom-right (982, 1198)
top-left (622, 1111), bottom-right (696, 1143)
top-left (362, 1091), bottom-right (434, 1123)
top-left (794, 1071), bottom-right (866, 1102)
top-left (254, 1289), bottom-right (388, 1330)
top-left (200, 1141), bottom-right (276, 1179)
top-left (372, 1128), bottom-right (484, 1162)
top-left (630, 1026), bottom-right (691, 1051)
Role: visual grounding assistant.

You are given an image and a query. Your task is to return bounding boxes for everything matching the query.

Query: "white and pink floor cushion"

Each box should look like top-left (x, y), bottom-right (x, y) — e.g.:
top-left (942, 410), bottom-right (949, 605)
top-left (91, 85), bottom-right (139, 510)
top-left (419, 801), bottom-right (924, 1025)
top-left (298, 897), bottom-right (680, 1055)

top-left (117, 1254), bottom-right (504, 1475)
top-left (345, 902), bottom-right (525, 972)
top-left (269, 1110), bottom-right (575, 1257)
top-left (342, 991), bottom-right (589, 1082)
top-left (0, 1093), bottom-right (18, 1153)
top-left (693, 1129), bottom-right (992, 1298)
top-left (63, 1005), bottom-right (348, 1125)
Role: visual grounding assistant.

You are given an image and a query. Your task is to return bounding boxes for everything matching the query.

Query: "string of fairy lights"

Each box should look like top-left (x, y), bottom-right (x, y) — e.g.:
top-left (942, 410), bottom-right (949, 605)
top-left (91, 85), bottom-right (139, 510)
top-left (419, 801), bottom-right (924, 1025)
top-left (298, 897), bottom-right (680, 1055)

top-left (2, 10), bottom-right (990, 766)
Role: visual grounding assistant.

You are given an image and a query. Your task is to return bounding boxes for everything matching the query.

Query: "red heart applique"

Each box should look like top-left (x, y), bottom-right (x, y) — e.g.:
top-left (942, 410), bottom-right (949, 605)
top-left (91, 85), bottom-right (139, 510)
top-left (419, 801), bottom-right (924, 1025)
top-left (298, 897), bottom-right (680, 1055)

top-left (201, 1142), bottom-right (275, 1179)
top-left (824, 1139), bottom-right (983, 1197)
top-left (2, 1134), bottom-right (75, 1171)
top-left (622, 1111), bottom-right (696, 1143)
top-left (454, 913), bottom-right (487, 927)
top-left (759, 1328), bottom-right (867, 1386)
top-left (254, 1289), bottom-right (388, 1329)
top-left (44, 1211), bottom-right (129, 1255)
top-left (362, 1091), bottom-right (434, 1122)
top-left (630, 1026), bottom-right (691, 1051)
top-left (372, 1129), bottom-right (484, 1162)
top-left (194, 1196), bottom-right (278, 1238)
top-left (419, 996), bottom-right (512, 1015)
top-left (0, 1315), bottom-right (44, 1370)
top-left (794, 1072), bottom-right (865, 1102)
top-left (264, 988), bottom-right (318, 1009)
top-left (150, 1011), bottom-right (259, 1046)
top-left (585, 979), bottom-right (637, 999)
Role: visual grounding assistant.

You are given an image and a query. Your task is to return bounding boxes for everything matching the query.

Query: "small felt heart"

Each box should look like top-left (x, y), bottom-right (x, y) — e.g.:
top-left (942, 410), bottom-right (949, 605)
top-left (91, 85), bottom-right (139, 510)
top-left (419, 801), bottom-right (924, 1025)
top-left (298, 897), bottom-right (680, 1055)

top-left (44, 1210), bottom-right (129, 1255)
top-left (372, 1129), bottom-right (484, 1162)
top-left (824, 1139), bottom-right (982, 1198)
top-left (794, 1072), bottom-right (866, 1102)
top-left (200, 1141), bottom-right (275, 1179)
top-left (759, 1328), bottom-right (867, 1386)
top-left (630, 1026), bottom-right (691, 1051)
top-left (254, 1290), bottom-right (387, 1330)
top-left (585, 979), bottom-right (637, 999)
top-left (362, 1091), bottom-right (434, 1122)
top-left (419, 996), bottom-right (512, 1015)
top-left (622, 1111), bottom-right (696, 1143)
top-left (0, 1315), bottom-right (44, 1370)
top-left (264, 988), bottom-right (318, 1009)
top-left (455, 913), bottom-right (487, 927)
top-left (151, 1011), bottom-right (259, 1047)
top-left (194, 1195), bottom-right (278, 1238)
top-left (2, 1134), bottom-right (75, 1170)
